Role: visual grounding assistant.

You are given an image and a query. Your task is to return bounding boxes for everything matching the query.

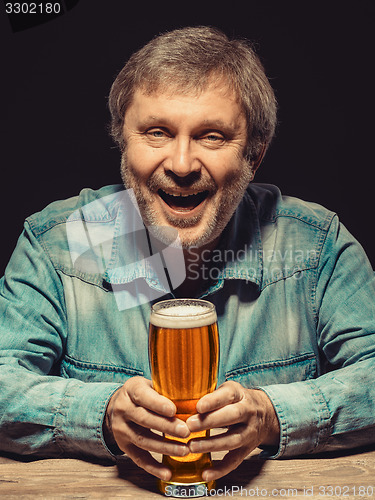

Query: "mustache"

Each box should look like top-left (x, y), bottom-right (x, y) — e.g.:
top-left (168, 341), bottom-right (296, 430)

top-left (120, 152), bottom-right (217, 192)
top-left (147, 171), bottom-right (217, 193)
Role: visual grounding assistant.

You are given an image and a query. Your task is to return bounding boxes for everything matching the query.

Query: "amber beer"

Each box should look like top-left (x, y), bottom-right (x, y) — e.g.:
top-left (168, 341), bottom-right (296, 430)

top-left (149, 299), bottom-right (219, 497)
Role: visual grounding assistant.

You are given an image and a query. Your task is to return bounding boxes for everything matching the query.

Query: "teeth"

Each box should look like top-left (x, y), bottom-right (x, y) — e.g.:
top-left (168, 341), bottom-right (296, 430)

top-left (164, 191), bottom-right (202, 197)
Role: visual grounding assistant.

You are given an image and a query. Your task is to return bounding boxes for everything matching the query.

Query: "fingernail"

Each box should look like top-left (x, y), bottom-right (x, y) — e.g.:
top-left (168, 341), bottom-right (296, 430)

top-left (189, 440), bottom-right (200, 453)
top-left (187, 415), bottom-right (200, 428)
top-left (176, 422), bottom-right (189, 437)
top-left (162, 404), bottom-right (175, 417)
top-left (188, 415), bottom-right (199, 422)
top-left (181, 445), bottom-right (190, 456)
top-left (162, 469), bottom-right (172, 481)
top-left (173, 444), bottom-right (189, 457)
top-left (202, 470), bottom-right (214, 481)
top-left (197, 402), bottom-right (207, 413)
top-left (187, 415), bottom-right (200, 430)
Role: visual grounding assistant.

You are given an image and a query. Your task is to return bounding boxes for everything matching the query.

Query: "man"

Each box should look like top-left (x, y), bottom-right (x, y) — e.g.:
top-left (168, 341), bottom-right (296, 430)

top-left (0, 26), bottom-right (374, 487)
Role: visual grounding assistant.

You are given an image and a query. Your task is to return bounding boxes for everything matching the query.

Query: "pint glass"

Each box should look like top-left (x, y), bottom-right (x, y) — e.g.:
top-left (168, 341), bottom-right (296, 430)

top-left (149, 298), bottom-right (219, 497)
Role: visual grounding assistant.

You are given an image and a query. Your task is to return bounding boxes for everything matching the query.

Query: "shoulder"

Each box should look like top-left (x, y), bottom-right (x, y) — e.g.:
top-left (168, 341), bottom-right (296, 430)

top-left (243, 184), bottom-right (340, 282)
top-left (26, 185), bottom-right (124, 236)
top-left (246, 183), bottom-right (336, 232)
top-left (21, 185), bottom-right (125, 280)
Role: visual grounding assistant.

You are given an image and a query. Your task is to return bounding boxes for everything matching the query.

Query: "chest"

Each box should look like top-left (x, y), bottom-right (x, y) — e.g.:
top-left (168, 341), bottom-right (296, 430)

top-left (59, 273), bottom-right (319, 387)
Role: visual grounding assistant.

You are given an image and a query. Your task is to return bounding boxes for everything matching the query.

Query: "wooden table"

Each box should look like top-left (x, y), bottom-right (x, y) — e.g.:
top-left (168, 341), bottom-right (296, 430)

top-left (1, 445), bottom-right (375, 499)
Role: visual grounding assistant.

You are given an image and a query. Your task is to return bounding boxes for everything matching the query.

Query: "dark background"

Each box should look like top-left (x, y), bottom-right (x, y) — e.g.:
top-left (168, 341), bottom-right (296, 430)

top-left (1, 0), bottom-right (374, 275)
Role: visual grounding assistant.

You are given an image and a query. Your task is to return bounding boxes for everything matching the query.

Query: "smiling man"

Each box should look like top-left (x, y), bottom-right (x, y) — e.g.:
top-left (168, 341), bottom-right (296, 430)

top-left (120, 86), bottom-right (254, 300)
top-left (121, 87), bottom-right (249, 250)
top-left (0, 26), bottom-right (375, 492)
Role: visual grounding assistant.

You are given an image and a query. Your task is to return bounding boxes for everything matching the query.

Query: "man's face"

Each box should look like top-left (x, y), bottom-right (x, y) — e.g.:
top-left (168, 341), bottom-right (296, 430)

top-left (121, 84), bottom-right (252, 249)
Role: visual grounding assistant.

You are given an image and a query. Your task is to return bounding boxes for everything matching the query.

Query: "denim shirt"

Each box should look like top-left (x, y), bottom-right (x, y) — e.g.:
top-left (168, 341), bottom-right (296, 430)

top-left (0, 183), bottom-right (374, 461)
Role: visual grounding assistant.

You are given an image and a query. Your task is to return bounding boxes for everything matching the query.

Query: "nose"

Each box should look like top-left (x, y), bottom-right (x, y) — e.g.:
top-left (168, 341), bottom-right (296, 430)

top-left (165, 137), bottom-right (201, 177)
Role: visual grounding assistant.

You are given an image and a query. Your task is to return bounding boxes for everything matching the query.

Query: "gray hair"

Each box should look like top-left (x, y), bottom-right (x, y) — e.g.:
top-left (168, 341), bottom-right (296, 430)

top-left (109, 26), bottom-right (277, 161)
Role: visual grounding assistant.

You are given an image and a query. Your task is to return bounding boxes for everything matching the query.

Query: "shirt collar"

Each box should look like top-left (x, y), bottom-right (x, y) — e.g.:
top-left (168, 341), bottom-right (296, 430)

top-left (219, 190), bottom-right (263, 287)
top-left (100, 187), bottom-right (263, 292)
top-left (103, 190), bottom-right (185, 293)
top-left (194, 189), bottom-right (263, 298)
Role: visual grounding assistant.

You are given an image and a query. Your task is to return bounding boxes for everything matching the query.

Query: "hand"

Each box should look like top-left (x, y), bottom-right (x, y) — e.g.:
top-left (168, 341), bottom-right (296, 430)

top-left (103, 376), bottom-right (190, 481)
top-left (186, 381), bottom-right (280, 481)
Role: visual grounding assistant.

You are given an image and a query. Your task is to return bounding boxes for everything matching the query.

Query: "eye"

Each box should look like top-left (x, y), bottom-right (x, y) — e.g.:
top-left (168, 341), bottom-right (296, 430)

top-left (146, 128), bottom-right (170, 139)
top-left (200, 131), bottom-right (226, 146)
top-left (206, 134), bottom-right (223, 141)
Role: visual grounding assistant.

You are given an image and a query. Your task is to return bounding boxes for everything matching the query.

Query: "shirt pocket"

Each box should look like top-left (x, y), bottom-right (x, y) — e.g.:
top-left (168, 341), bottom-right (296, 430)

top-left (60, 354), bottom-right (144, 383)
top-left (225, 353), bottom-right (317, 387)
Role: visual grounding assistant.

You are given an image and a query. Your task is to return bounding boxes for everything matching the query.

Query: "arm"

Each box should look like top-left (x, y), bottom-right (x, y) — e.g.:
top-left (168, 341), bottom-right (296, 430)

top-left (260, 216), bottom-right (375, 457)
top-left (0, 222), bottom-right (191, 472)
top-left (186, 216), bottom-right (375, 477)
top-left (0, 222), bottom-right (121, 459)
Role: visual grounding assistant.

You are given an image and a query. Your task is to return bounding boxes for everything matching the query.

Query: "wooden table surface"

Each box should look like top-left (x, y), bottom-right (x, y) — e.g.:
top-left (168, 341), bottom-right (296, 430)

top-left (1, 445), bottom-right (375, 499)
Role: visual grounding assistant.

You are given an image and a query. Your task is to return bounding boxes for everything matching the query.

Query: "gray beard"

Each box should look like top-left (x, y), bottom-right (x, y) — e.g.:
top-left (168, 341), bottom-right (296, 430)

top-left (120, 152), bottom-right (253, 249)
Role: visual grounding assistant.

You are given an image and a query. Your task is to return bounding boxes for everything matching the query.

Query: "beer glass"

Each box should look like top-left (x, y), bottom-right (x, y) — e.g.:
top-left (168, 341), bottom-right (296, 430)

top-left (149, 298), bottom-right (219, 497)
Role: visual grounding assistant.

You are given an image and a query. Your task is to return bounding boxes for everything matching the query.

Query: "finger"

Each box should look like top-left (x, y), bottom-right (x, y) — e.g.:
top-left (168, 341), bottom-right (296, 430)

top-left (201, 447), bottom-right (251, 482)
top-left (126, 377), bottom-right (177, 418)
top-left (196, 381), bottom-right (243, 414)
top-left (189, 424), bottom-right (252, 453)
top-left (187, 400), bottom-right (249, 432)
top-left (116, 379), bottom-right (190, 438)
top-left (118, 401), bottom-right (190, 439)
top-left (117, 421), bottom-right (189, 457)
top-left (123, 442), bottom-right (173, 481)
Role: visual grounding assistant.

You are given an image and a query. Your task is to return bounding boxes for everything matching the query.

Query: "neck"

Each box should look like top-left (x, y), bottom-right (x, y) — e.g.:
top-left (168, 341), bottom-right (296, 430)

top-left (173, 238), bottom-right (220, 298)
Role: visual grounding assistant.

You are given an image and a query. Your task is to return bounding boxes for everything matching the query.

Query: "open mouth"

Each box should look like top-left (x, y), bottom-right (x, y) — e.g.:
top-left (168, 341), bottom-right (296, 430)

top-left (158, 189), bottom-right (209, 212)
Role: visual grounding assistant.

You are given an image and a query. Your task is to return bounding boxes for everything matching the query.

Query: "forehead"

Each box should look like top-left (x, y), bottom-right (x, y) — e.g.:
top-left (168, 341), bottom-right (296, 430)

top-left (126, 83), bottom-right (246, 128)
top-left (137, 72), bottom-right (240, 102)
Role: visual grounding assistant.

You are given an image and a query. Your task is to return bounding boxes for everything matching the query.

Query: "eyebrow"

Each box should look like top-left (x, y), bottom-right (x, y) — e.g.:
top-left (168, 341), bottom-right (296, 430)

top-left (201, 119), bottom-right (232, 129)
top-left (138, 116), bottom-right (167, 127)
top-left (137, 116), bottom-right (242, 134)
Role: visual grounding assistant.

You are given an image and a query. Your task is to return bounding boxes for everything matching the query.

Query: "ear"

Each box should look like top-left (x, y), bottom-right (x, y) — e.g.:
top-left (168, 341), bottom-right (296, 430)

top-left (251, 144), bottom-right (267, 174)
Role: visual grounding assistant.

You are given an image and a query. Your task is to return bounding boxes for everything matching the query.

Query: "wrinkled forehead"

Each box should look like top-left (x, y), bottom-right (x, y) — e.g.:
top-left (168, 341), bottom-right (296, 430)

top-left (135, 71), bottom-right (242, 105)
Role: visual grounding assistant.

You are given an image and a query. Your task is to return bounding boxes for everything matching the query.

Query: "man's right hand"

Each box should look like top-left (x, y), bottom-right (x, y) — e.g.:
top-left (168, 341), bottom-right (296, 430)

top-left (103, 376), bottom-right (190, 480)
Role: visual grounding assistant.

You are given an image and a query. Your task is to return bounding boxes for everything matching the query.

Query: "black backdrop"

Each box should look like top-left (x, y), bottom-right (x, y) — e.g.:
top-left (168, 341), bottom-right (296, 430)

top-left (1, 0), bottom-right (374, 275)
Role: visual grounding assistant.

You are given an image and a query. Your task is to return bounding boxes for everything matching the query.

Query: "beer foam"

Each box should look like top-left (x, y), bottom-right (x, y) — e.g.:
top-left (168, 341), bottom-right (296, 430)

top-left (150, 303), bottom-right (217, 329)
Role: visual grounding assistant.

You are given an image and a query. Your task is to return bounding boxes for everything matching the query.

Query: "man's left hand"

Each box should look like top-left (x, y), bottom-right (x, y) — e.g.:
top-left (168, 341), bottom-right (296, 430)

top-left (186, 381), bottom-right (280, 481)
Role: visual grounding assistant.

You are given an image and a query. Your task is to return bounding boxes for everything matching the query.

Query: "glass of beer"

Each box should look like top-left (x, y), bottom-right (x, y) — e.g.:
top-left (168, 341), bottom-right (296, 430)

top-left (149, 298), bottom-right (219, 498)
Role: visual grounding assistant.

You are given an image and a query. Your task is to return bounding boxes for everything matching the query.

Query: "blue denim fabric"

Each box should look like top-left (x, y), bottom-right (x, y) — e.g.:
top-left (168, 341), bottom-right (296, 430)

top-left (0, 183), bottom-right (374, 461)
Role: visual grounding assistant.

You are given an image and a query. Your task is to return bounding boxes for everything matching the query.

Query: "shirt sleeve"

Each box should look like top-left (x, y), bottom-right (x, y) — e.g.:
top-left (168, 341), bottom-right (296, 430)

top-left (0, 222), bottom-right (122, 460)
top-left (259, 215), bottom-right (375, 458)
